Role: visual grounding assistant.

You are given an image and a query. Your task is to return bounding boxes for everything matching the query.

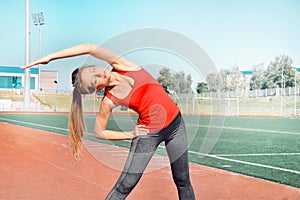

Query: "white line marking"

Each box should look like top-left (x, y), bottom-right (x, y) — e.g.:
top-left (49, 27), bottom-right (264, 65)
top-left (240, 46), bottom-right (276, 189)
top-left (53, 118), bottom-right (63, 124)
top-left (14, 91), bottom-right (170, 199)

top-left (186, 123), bottom-right (300, 135)
top-left (190, 151), bottom-right (300, 174)
top-left (71, 116), bottom-right (300, 135)
top-left (214, 153), bottom-right (300, 157)
top-left (1, 117), bottom-right (300, 175)
top-left (0, 117), bottom-right (68, 132)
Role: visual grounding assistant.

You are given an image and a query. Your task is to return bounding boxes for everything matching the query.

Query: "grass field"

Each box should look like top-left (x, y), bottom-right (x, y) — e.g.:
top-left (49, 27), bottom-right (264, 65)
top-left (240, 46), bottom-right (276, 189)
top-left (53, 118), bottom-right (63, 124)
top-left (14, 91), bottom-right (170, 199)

top-left (0, 113), bottom-right (299, 188)
top-left (1, 90), bottom-right (299, 116)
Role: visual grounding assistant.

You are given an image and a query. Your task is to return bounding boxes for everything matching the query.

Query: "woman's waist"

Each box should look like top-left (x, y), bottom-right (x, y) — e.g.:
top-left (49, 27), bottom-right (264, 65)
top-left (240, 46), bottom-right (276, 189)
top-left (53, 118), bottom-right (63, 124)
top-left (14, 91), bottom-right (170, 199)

top-left (137, 108), bottom-right (180, 132)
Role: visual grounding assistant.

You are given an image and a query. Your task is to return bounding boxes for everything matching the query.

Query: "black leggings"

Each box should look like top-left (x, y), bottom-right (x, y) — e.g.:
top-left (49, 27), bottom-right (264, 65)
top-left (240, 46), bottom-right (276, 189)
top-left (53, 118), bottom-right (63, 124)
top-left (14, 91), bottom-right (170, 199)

top-left (105, 113), bottom-right (195, 200)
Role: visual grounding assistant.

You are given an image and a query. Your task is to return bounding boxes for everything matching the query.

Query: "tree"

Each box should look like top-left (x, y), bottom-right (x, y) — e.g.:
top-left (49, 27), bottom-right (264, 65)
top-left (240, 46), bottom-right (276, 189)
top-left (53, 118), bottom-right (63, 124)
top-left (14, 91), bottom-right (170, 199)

top-left (266, 55), bottom-right (294, 89)
top-left (186, 74), bottom-right (193, 93)
top-left (157, 67), bottom-right (192, 94)
top-left (219, 69), bottom-right (230, 91)
top-left (173, 71), bottom-right (192, 93)
top-left (173, 71), bottom-right (185, 93)
top-left (196, 82), bottom-right (208, 93)
top-left (250, 63), bottom-right (267, 90)
top-left (157, 67), bottom-right (174, 93)
top-left (226, 66), bottom-right (243, 91)
top-left (206, 73), bottom-right (221, 92)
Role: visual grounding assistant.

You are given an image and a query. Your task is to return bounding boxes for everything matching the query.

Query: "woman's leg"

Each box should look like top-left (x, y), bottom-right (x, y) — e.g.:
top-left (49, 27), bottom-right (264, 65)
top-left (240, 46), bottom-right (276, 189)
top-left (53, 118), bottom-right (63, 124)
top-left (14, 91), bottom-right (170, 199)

top-left (165, 116), bottom-right (195, 200)
top-left (106, 135), bottom-right (159, 200)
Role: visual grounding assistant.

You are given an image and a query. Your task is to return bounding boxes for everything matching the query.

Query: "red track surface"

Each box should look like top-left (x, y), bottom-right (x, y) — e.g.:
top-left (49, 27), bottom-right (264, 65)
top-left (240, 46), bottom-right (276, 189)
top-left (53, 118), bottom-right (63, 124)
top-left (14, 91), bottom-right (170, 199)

top-left (0, 122), bottom-right (299, 200)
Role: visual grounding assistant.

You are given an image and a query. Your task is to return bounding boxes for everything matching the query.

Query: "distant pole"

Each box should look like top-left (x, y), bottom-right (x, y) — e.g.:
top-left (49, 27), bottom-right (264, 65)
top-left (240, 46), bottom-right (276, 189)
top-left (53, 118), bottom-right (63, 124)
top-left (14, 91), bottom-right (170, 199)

top-left (24, 0), bottom-right (31, 110)
top-left (32, 12), bottom-right (46, 91)
top-left (294, 68), bottom-right (297, 116)
top-left (54, 80), bottom-right (58, 112)
top-left (280, 67), bottom-right (284, 117)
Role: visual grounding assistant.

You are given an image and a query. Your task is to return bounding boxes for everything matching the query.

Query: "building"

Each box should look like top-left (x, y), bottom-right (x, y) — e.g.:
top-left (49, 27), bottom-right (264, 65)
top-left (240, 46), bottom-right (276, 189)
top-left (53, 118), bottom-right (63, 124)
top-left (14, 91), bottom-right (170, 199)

top-left (226, 68), bottom-right (300, 91)
top-left (0, 66), bottom-right (57, 92)
top-left (241, 70), bottom-right (253, 91)
top-left (40, 70), bottom-right (58, 92)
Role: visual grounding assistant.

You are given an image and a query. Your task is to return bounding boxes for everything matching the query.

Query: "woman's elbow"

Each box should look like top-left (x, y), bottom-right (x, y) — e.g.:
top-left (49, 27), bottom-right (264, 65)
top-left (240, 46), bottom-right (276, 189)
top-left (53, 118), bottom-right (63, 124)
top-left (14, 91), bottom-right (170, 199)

top-left (94, 130), bottom-right (107, 140)
top-left (85, 43), bottom-right (97, 54)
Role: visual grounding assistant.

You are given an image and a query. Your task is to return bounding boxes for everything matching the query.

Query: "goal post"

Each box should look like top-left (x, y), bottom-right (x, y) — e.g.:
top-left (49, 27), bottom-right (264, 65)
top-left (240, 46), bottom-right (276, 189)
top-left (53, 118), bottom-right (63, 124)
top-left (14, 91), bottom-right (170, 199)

top-left (196, 97), bottom-right (240, 116)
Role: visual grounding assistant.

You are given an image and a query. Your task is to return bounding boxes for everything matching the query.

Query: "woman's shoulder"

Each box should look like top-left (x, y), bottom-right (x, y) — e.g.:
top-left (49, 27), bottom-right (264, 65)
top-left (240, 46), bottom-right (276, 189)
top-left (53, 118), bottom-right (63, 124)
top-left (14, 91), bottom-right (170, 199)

top-left (110, 57), bottom-right (141, 71)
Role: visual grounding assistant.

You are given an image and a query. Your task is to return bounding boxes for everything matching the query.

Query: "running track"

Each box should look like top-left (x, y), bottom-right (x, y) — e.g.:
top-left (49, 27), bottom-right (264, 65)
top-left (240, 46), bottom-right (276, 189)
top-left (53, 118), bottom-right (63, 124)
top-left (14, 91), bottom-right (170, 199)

top-left (0, 122), bottom-right (299, 200)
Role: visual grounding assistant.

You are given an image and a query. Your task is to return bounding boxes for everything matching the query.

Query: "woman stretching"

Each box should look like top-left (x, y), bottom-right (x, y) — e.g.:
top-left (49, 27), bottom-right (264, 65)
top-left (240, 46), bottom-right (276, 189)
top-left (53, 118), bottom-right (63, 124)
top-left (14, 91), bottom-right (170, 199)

top-left (22, 43), bottom-right (195, 200)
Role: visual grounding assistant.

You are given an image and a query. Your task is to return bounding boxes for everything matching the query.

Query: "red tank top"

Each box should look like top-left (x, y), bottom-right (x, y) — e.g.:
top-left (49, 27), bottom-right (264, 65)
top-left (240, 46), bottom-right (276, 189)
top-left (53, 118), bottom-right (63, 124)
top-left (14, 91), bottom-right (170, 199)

top-left (105, 68), bottom-right (179, 132)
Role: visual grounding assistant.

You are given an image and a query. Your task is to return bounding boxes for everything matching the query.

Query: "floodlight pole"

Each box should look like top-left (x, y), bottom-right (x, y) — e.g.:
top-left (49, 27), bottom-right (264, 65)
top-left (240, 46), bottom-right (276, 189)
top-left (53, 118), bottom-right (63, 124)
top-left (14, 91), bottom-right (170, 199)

top-left (280, 67), bottom-right (284, 117)
top-left (32, 12), bottom-right (45, 91)
top-left (24, 0), bottom-right (31, 110)
top-left (294, 67), bottom-right (297, 116)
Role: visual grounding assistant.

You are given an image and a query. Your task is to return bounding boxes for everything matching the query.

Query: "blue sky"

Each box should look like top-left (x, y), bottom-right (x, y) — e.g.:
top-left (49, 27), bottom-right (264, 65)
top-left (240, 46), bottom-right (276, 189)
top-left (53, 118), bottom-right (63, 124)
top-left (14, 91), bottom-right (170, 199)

top-left (0, 0), bottom-right (299, 90)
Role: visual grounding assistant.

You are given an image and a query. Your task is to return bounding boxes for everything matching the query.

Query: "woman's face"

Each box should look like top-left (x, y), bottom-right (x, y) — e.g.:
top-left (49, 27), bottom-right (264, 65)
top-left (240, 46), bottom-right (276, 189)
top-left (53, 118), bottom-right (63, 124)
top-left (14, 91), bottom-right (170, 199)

top-left (80, 66), bottom-right (111, 92)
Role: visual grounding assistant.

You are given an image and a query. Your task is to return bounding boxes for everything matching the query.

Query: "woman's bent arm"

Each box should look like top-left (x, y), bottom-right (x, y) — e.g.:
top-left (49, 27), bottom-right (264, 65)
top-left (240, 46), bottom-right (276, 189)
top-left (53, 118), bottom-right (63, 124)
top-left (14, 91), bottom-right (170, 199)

top-left (94, 97), bottom-right (149, 140)
top-left (94, 102), bottom-right (136, 140)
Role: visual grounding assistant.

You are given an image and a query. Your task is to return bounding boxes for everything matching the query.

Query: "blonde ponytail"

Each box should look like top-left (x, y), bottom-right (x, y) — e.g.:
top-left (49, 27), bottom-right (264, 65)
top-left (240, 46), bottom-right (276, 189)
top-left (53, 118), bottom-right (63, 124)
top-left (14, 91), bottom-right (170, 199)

top-left (69, 87), bottom-right (86, 160)
top-left (69, 66), bottom-right (96, 160)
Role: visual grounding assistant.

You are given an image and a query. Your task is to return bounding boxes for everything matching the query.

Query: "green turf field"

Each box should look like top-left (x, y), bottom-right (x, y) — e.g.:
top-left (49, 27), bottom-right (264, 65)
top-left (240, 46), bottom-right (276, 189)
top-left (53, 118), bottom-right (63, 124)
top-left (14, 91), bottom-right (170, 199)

top-left (0, 113), bottom-right (299, 188)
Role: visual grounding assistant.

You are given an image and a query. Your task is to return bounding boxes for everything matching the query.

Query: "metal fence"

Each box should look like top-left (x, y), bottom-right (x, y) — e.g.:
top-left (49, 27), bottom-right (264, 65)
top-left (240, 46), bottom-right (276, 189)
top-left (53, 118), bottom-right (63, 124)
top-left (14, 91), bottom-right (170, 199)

top-left (1, 87), bottom-right (299, 117)
top-left (196, 86), bottom-right (300, 99)
top-left (173, 86), bottom-right (300, 117)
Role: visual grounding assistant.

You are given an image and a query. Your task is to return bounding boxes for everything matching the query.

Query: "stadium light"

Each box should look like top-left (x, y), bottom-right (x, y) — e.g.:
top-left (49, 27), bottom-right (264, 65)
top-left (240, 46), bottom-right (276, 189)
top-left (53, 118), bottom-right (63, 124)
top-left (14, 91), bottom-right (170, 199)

top-left (32, 12), bottom-right (46, 91)
top-left (24, 0), bottom-right (31, 110)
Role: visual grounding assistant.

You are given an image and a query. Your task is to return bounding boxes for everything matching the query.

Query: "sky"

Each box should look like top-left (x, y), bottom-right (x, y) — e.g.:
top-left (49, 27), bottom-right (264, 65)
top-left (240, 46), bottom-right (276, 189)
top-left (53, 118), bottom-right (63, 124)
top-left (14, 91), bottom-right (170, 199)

top-left (0, 0), bottom-right (299, 90)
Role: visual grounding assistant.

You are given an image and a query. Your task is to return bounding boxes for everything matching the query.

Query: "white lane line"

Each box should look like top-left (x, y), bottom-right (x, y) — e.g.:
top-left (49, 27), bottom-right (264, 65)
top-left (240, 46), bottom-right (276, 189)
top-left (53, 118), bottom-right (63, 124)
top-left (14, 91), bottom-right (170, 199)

top-left (0, 117), bottom-right (68, 132)
top-left (3, 116), bottom-right (298, 136)
top-left (87, 116), bottom-right (300, 135)
top-left (186, 123), bottom-right (300, 135)
top-left (214, 153), bottom-right (300, 157)
top-left (190, 151), bottom-right (300, 175)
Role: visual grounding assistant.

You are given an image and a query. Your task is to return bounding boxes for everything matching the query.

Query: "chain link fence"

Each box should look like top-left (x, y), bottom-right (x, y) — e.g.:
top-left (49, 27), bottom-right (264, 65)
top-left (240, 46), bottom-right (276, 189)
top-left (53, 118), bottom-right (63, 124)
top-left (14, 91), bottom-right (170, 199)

top-left (1, 87), bottom-right (299, 117)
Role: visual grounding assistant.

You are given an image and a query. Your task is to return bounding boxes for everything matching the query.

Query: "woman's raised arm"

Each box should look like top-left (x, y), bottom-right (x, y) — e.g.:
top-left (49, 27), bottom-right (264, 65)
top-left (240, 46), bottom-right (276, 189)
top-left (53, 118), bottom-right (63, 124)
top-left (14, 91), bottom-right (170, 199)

top-left (21, 43), bottom-right (140, 71)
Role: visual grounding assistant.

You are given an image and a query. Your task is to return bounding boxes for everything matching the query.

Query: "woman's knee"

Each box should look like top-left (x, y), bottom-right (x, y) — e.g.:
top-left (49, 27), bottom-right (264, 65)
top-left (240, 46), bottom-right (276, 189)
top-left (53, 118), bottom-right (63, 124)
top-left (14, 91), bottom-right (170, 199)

top-left (117, 172), bottom-right (143, 194)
